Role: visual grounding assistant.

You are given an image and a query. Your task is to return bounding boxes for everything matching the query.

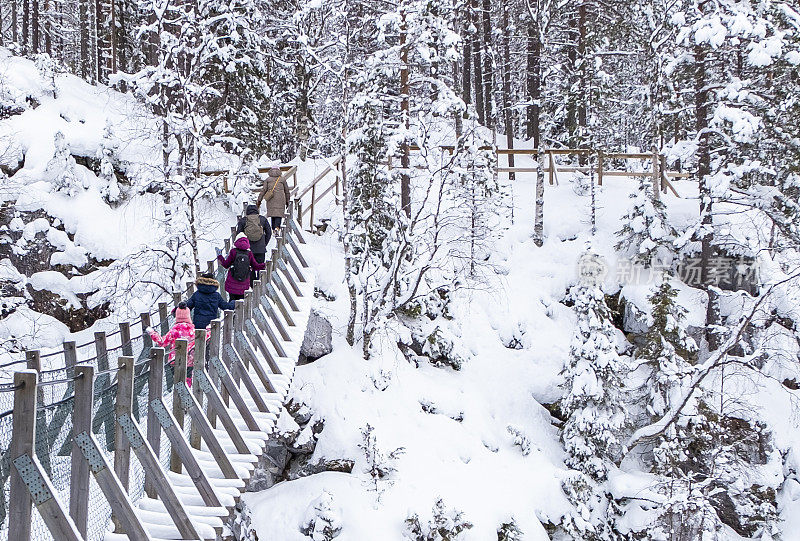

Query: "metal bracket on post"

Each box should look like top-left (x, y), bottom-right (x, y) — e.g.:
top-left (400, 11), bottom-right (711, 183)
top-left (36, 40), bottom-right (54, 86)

top-left (195, 369), bottom-right (213, 395)
top-left (13, 454), bottom-right (53, 505)
top-left (117, 415), bottom-right (145, 449)
top-left (74, 432), bottom-right (106, 474)
top-left (175, 382), bottom-right (193, 412)
top-left (151, 400), bottom-right (174, 429)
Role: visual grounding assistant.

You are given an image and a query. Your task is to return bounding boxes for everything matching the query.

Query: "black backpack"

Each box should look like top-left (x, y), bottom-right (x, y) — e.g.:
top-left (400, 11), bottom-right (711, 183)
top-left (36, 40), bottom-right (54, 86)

top-left (231, 249), bottom-right (250, 281)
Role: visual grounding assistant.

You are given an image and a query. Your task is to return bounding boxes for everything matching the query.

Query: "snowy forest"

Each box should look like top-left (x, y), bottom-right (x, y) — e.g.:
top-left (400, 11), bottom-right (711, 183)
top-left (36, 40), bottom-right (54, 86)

top-left (1, 0), bottom-right (800, 539)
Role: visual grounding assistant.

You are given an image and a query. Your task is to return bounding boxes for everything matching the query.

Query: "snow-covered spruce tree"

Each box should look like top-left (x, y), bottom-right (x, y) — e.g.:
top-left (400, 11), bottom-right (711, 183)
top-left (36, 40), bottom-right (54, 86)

top-left (343, 54), bottom-right (407, 358)
top-left (638, 279), bottom-right (697, 420)
top-left (98, 119), bottom-right (121, 204)
top-left (560, 281), bottom-right (628, 482)
top-left (404, 499), bottom-right (473, 540)
top-left (615, 176), bottom-right (676, 268)
top-left (628, 281), bottom-right (780, 539)
top-left (450, 118), bottom-right (498, 276)
top-left (46, 131), bottom-right (81, 195)
top-left (199, 0), bottom-right (271, 158)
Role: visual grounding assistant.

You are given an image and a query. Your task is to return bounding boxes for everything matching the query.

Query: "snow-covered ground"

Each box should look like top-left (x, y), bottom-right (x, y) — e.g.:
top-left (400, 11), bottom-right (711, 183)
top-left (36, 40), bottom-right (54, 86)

top-left (240, 160), bottom-right (800, 538)
top-left (3, 46), bottom-right (800, 540)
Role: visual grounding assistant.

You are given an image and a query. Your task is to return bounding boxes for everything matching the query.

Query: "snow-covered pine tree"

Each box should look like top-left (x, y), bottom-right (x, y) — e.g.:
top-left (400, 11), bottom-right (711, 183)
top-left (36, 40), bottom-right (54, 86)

top-left (343, 52), bottom-right (407, 358)
top-left (638, 278), bottom-right (696, 420)
top-left (561, 279), bottom-right (628, 482)
top-left (639, 282), bottom-right (780, 539)
top-left (46, 131), bottom-right (80, 195)
top-left (98, 119), bottom-right (120, 203)
top-left (200, 0), bottom-right (271, 158)
top-left (615, 175), bottom-right (676, 267)
top-left (451, 118), bottom-right (497, 276)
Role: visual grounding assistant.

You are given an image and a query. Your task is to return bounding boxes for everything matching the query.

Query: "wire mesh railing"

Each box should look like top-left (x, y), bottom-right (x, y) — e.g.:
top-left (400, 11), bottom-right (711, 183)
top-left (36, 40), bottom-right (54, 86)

top-left (0, 206), bottom-right (309, 541)
top-left (0, 264), bottom-right (219, 541)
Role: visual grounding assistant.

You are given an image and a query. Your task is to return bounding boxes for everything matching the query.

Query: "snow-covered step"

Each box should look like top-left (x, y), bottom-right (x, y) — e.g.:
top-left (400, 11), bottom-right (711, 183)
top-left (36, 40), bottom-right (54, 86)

top-left (137, 496), bottom-right (229, 519)
top-left (104, 535), bottom-right (197, 541)
top-left (130, 505), bottom-right (219, 540)
top-left (210, 427), bottom-right (265, 455)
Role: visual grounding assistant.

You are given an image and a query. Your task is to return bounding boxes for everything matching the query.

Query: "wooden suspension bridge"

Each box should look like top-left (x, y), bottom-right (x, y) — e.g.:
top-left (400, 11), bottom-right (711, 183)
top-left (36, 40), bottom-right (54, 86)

top-left (1, 200), bottom-right (314, 541)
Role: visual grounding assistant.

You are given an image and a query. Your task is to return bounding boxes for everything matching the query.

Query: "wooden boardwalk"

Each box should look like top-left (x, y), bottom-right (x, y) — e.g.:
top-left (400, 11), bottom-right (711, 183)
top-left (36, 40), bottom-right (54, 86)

top-left (2, 204), bottom-right (314, 541)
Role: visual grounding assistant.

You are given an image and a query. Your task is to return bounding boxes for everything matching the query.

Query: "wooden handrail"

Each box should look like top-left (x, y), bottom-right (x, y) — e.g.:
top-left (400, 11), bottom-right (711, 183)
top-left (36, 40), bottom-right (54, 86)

top-left (296, 156), bottom-right (343, 200)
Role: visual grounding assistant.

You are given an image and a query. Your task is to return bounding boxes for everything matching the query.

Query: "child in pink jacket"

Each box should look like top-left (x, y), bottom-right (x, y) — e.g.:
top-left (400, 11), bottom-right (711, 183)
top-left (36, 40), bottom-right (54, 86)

top-left (149, 302), bottom-right (195, 383)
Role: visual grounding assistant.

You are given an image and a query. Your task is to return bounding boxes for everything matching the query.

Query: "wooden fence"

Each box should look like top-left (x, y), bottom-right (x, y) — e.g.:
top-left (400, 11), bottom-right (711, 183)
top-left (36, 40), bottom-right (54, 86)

top-left (280, 147), bottom-right (688, 231)
top-left (0, 205), bottom-right (314, 541)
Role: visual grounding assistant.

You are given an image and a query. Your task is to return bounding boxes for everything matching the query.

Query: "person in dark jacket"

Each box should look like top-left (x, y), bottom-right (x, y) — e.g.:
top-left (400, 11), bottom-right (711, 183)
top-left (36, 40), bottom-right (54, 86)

top-left (236, 204), bottom-right (270, 281)
top-left (186, 273), bottom-right (235, 330)
top-left (216, 233), bottom-right (266, 300)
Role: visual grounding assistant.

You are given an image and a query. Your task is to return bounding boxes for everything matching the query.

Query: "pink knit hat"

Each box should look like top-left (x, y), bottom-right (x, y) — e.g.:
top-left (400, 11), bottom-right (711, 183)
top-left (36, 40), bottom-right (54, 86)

top-left (175, 305), bottom-right (191, 325)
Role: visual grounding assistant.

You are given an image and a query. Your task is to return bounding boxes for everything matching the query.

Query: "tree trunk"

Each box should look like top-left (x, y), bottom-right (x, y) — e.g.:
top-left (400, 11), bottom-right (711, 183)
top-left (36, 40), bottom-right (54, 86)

top-left (694, 42), bottom-right (719, 351)
top-left (526, 14), bottom-right (542, 146)
top-left (147, 2), bottom-right (158, 66)
top-left (31, 0), bottom-right (38, 53)
top-left (577, 2), bottom-right (587, 147)
top-left (80, 0), bottom-right (90, 79)
top-left (534, 151), bottom-right (545, 246)
top-left (566, 9), bottom-right (577, 146)
top-left (22, 0), bottom-right (29, 54)
top-left (462, 5), bottom-right (471, 107)
top-left (501, 1), bottom-right (514, 177)
top-left (400, 11), bottom-right (411, 218)
top-left (43, 0), bottom-right (51, 55)
top-left (481, 0), bottom-right (494, 129)
top-left (117, 0), bottom-right (126, 73)
top-left (296, 61), bottom-right (311, 161)
top-left (471, 0), bottom-right (484, 124)
top-left (110, 0), bottom-right (116, 74)
top-left (11, 0), bottom-right (17, 45)
top-left (95, 0), bottom-right (103, 82)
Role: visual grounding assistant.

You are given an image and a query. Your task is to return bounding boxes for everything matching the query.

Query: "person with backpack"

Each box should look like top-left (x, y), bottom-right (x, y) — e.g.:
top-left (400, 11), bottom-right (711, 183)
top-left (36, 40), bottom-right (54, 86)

top-left (256, 167), bottom-right (291, 235)
top-left (186, 273), bottom-right (235, 330)
top-left (216, 232), bottom-right (266, 300)
top-left (236, 204), bottom-right (270, 281)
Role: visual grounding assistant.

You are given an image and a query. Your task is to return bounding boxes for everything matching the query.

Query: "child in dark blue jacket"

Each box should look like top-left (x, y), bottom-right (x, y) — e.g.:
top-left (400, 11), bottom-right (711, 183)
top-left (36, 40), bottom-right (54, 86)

top-left (187, 273), bottom-right (236, 330)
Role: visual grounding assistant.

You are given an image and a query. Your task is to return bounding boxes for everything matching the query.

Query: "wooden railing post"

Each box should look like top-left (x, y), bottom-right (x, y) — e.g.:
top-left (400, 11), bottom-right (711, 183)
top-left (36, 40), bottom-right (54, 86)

top-left (70, 365), bottom-right (93, 537)
top-left (113, 356), bottom-right (134, 491)
top-left (548, 151), bottom-right (554, 185)
top-left (8, 369), bottom-right (38, 541)
top-left (207, 320), bottom-right (222, 428)
top-left (25, 354), bottom-right (45, 457)
top-left (170, 339), bottom-right (188, 473)
top-left (310, 183), bottom-right (316, 231)
top-left (172, 291), bottom-right (182, 308)
top-left (145, 347), bottom-right (164, 499)
top-left (64, 341), bottom-right (77, 372)
top-left (660, 154), bottom-right (668, 193)
top-left (652, 147), bottom-right (660, 201)
top-left (158, 302), bottom-right (169, 335)
top-left (112, 356), bottom-right (134, 532)
top-left (140, 312), bottom-right (152, 348)
top-left (190, 329), bottom-right (207, 449)
top-left (220, 311), bottom-right (234, 407)
top-left (119, 322), bottom-right (132, 357)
